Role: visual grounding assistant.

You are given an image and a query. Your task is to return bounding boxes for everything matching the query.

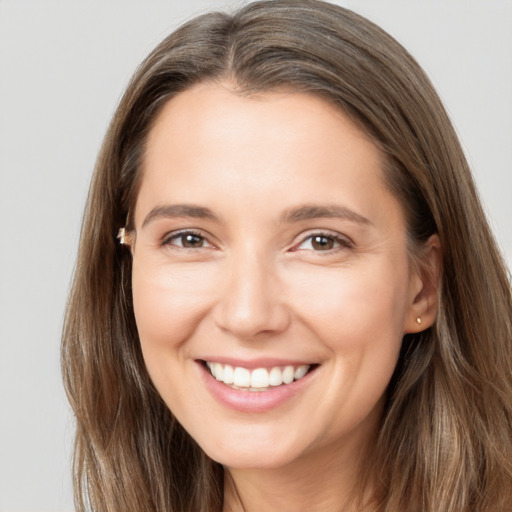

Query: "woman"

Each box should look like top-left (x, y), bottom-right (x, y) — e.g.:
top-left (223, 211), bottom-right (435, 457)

top-left (61, 0), bottom-right (512, 510)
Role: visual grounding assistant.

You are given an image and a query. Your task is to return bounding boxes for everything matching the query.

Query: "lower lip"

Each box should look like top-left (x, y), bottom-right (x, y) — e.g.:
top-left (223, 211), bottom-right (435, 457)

top-left (198, 362), bottom-right (317, 413)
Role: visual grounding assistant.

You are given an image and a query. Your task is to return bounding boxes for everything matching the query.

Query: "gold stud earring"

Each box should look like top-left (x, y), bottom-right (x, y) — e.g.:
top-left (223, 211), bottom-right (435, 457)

top-left (416, 317), bottom-right (422, 325)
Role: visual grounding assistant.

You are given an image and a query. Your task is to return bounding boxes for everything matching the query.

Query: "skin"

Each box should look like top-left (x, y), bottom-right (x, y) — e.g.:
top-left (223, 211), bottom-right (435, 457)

top-left (131, 82), bottom-right (439, 512)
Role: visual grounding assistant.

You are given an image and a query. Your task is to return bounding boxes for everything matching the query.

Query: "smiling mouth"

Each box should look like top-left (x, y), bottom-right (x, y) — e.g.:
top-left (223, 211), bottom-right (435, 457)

top-left (203, 361), bottom-right (316, 392)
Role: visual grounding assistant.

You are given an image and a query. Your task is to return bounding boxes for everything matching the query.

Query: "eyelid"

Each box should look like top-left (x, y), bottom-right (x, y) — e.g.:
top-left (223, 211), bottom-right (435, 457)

top-left (161, 228), bottom-right (217, 249)
top-left (291, 230), bottom-right (354, 252)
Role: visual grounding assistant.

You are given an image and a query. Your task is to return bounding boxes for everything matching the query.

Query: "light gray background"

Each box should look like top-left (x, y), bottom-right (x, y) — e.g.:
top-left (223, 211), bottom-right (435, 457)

top-left (0, 1), bottom-right (510, 510)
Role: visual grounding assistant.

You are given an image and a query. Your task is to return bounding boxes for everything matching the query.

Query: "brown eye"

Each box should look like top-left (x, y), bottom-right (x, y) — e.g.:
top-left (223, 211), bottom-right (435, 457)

top-left (311, 235), bottom-right (335, 251)
top-left (294, 232), bottom-right (351, 252)
top-left (165, 231), bottom-right (211, 248)
top-left (181, 234), bottom-right (205, 248)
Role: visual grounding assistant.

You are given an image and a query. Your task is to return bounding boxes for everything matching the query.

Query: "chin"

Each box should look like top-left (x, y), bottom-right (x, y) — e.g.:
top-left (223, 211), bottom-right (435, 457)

top-left (191, 424), bottom-right (315, 470)
top-left (206, 446), bottom-right (298, 470)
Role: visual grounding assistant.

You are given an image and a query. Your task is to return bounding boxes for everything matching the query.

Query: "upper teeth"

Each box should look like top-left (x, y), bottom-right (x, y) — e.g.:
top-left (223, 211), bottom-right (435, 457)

top-left (206, 362), bottom-right (310, 390)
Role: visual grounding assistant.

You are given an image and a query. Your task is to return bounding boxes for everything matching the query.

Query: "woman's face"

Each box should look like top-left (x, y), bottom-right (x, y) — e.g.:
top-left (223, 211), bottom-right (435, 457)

top-left (131, 82), bottom-right (425, 470)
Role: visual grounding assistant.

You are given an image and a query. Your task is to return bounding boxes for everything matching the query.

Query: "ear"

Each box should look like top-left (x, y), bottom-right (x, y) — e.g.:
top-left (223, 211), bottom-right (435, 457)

top-left (404, 234), bottom-right (442, 333)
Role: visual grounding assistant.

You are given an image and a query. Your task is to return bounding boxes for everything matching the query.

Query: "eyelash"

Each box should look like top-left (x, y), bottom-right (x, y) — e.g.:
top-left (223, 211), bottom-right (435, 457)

top-left (292, 231), bottom-right (353, 253)
top-left (162, 230), bottom-right (214, 249)
top-left (161, 230), bottom-right (353, 253)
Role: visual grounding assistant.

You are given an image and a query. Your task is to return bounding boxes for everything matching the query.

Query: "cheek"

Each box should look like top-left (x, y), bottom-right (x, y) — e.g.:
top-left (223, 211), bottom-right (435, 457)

top-left (131, 262), bottom-right (217, 371)
top-left (287, 262), bottom-right (409, 432)
top-left (288, 260), bottom-right (410, 349)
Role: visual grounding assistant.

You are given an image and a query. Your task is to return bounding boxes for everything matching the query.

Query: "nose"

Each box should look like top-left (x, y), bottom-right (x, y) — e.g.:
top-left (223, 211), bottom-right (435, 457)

top-left (213, 250), bottom-right (291, 340)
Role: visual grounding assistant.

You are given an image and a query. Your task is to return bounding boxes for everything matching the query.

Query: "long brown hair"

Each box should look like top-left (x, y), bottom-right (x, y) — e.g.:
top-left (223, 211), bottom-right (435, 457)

top-left (62, 1), bottom-right (512, 510)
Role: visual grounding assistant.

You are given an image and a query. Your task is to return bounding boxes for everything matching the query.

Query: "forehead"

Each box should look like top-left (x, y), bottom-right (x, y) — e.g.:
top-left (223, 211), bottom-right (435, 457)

top-left (134, 82), bottom-right (401, 231)
top-left (145, 82), bottom-right (375, 156)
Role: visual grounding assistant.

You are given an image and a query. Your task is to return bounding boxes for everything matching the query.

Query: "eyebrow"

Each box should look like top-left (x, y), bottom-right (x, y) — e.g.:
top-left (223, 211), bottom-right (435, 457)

top-left (141, 204), bottom-right (218, 228)
top-left (140, 202), bottom-right (372, 229)
top-left (281, 204), bottom-right (373, 225)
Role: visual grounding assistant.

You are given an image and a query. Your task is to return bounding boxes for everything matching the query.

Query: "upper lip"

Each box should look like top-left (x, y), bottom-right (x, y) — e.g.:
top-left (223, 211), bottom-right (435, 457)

top-left (197, 357), bottom-right (316, 369)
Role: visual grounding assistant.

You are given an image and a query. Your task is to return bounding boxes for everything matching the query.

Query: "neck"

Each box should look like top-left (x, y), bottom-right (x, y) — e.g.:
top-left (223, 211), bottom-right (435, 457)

top-left (222, 432), bottom-right (376, 512)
